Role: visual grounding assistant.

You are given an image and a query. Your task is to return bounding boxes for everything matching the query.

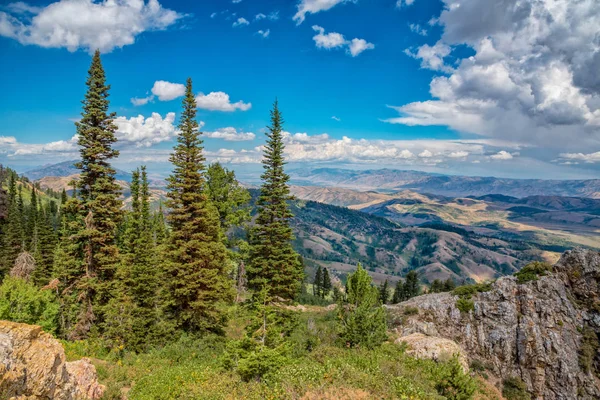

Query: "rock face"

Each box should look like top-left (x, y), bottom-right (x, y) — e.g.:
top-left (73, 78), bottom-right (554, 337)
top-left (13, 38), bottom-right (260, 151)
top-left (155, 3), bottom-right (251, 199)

top-left (388, 248), bottom-right (600, 400)
top-left (0, 321), bottom-right (104, 399)
top-left (395, 333), bottom-right (469, 371)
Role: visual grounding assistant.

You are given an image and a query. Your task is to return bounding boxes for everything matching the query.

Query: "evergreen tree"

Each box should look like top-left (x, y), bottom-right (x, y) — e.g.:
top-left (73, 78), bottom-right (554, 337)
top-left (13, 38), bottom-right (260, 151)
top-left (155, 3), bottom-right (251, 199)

top-left (379, 279), bottom-right (390, 304)
top-left (52, 195), bottom-right (85, 338)
top-left (405, 271), bottom-right (420, 299)
top-left (321, 268), bottom-right (332, 298)
top-left (60, 188), bottom-right (68, 207)
top-left (107, 166), bottom-right (162, 351)
top-left (313, 266), bottom-right (323, 297)
top-left (443, 278), bottom-right (456, 292)
top-left (392, 280), bottom-right (405, 304)
top-left (338, 263), bottom-right (387, 349)
top-left (152, 202), bottom-right (168, 246)
top-left (430, 279), bottom-right (442, 293)
top-left (164, 78), bottom-right (232, 334)
top-left (31, 204), bottom-right (58, 286)
top-left (72, 50), bottom-right (122, 336)
top-left (205, 162), bottom-right (251, 237)
top-left (248, 100), bottom-right (303, 300)
top-left (0, 175), bottom-right (24, 277)
top-left (26, 187), bottom-right (39, 249)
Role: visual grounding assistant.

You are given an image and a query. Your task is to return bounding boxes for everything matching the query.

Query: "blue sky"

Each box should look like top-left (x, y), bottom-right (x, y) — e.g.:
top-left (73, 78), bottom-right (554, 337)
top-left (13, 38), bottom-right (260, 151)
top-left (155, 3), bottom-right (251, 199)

top-left (1, 0), bottom-right (599, 180)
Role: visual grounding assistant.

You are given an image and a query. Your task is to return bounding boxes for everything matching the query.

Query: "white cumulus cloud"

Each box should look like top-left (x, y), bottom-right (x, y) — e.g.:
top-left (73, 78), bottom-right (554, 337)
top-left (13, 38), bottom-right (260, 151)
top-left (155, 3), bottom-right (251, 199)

top-left (114, 112), bottom-right (177, 147)
top-left (204, 127), bottom-right (256, 141)
top-left (0, 0), bottom-right (184, 53)
top-left (312, 26), bottom-right (374, 57)
top-left (232, 17), bottom-right (249, 27)
top-left (195, 92), bottom-right (252, 112)
top-left (294, 0), bottom-right (356, 25)
top-left (386, 0), bottom-right (600, 152)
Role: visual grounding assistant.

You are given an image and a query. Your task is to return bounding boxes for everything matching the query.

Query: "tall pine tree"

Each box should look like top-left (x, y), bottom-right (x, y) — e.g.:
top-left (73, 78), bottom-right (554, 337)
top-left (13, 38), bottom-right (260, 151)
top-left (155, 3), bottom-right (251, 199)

top-left (164, 78), bottom-right (232, 334)
top-left (248, 100), bottom-right (303, 301)
top-left (71, 50), bottom-right (122, 336)
top-left (0, 175), bottom-right (24, 277)
top-left (106, 166), bottom-right (162, 350)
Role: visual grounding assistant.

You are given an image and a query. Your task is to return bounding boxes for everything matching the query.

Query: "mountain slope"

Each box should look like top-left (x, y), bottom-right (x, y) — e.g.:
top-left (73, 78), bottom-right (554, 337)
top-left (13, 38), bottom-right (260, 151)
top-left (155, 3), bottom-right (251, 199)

top-left (290, 168), bottom-right (600, 198)
top-left (289, 200), bottom-right (541, 284)
top-left (24, 160), bottom-right (132, 182)
top-left (291, 186), bottom-right (600, 251)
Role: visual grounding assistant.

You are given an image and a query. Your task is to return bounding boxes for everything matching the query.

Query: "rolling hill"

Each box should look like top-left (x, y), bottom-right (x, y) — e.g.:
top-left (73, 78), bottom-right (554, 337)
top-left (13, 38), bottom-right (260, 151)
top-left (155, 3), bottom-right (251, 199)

top-left (288, 199), bottom-right (545, 285)
top-left (290, 168), bottom-right (600, 198)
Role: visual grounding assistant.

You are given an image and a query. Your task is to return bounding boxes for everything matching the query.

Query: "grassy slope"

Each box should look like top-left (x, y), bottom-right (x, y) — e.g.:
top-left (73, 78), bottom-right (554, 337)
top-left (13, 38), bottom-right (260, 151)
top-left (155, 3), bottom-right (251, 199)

top-left (63, 307), bottom-right (501, 400)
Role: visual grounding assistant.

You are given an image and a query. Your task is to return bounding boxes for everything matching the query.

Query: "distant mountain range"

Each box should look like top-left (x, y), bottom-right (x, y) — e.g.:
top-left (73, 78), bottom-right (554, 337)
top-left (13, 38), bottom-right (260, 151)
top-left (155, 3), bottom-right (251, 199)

top-left (23, 160), bottom-right (132, 182)
top-left (290, 186), bottom-right (600, 251)
top-left (290, 168), bottom-right (600, 198)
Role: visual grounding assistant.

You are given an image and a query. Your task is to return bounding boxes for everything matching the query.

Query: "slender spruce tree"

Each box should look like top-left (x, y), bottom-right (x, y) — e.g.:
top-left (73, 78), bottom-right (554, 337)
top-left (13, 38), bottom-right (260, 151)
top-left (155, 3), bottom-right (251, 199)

top-left (71, 49), bottom-right (122, 336)
top-left (379, 279), bottom-right (390, 304)
top-left (248, 100), bottom-right (303, 300)
top-left (164, 78), bottom-right (232, 334)
top-left (313, 266), bottom-right (323, 297)
top-left (106, 166), bottom-right (161, 350)
top-left (0, 175), bottom-right (23, 277)
top-left (32, 203), bottom-right (58, 286)
top-left (322, 268), bottom-right (332, 298)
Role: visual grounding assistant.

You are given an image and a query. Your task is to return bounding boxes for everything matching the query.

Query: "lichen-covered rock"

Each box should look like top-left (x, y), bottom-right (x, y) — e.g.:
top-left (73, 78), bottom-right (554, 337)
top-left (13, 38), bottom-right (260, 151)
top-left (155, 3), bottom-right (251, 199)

top-left (396, 333), bottom-right (469, 371)
top-left (387, 248), bottom-right (600, 400)
top-left (0, 320), bottom-right (104, 399)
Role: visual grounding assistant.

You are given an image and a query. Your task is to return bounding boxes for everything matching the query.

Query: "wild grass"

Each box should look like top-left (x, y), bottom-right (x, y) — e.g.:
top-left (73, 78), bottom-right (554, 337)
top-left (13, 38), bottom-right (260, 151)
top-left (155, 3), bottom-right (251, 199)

top-left (63, 307), bottom-right (495, 400)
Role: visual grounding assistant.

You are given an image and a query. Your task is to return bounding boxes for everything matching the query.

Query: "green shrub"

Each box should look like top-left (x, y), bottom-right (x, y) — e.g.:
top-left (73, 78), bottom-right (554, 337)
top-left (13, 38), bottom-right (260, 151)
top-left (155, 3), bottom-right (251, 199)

top-left (514, 261), bottom-right (553, 284)
top-left (578, 326), bottom-right (599, 374)
top-left (502, 377), bottom-right (531, 400)
top-left (338, 264), bottom-right (388, 349)
top-left (435, 356), bottom-right (477, 400)
top-left (0, 276), bottom-right (59, 334)
top-left (403, 306), bottom-right (419, 315)
top-left (455, 297), bottom-right (474, 314)
top-left (452, 282), bottom-right (492, 298)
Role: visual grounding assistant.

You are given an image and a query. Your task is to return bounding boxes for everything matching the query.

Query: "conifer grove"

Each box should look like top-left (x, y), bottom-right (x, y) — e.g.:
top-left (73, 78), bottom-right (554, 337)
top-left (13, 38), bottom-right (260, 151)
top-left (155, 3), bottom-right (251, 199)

top-left (0, 51), bottom-right (412, 363)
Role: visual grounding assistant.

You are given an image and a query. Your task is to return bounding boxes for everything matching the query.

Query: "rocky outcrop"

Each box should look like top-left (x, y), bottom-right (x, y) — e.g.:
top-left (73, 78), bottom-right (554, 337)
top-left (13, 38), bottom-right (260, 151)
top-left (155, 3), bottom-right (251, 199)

top-left (395, 333), bottom-right (469, 371)
top-left (0, 321), bottom-right (104, 399)
top-left (388, 248), bottom-right (600, 400)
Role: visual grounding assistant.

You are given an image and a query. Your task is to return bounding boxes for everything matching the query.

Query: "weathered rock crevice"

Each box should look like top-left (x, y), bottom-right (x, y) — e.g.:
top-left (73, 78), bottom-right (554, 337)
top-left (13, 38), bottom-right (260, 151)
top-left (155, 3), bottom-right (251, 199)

top-left (388, 248), bottom-right (600, 400)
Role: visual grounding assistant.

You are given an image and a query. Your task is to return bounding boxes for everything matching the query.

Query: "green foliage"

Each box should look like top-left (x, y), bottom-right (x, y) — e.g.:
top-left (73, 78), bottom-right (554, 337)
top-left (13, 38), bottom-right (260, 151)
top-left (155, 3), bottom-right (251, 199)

top-left (0, 277), bottom-right (59, 334)
top-left (392, 271), bottom-right (421, 304)
top-left (578, 326), bottom-right (599, 375)
top-left (106, 166), bottom-right (166, 352)
top-left (514, 261), bottom-right (553, 284)
top-left (379, 279), bottom-right (390, 304)
top-left (435, 356), bottom-right (477, 400)
top-left (247, 100), bottom-right (303, 301)
top-left (205, 162), bottom-right (251, 239)
top-left (452, 282), bottom-right (493, 298)
top-left (502, 377), bottom-right (531, 400)
top-left (0, 175), bottom-right (24, 277)
top-left (164, 78), bottom-right (233, 334)
top-left (321, 268), bottom-right (332, 298)
top-left (313, 266), bottom-right (323, 297)
top-left (403, 306), bottom-right (419, 316)
top-left (222, 287), bottom-right (297, 382)
top-left (430, 278), bottom-right (456, 293)
top-left (69, 50), bottom-right (123, 337)
top-left (455, 297), bottom-right (475, 314)
top-left (338, 264), bottom-right (387, 349)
